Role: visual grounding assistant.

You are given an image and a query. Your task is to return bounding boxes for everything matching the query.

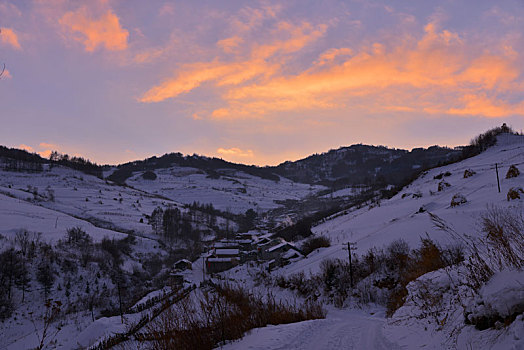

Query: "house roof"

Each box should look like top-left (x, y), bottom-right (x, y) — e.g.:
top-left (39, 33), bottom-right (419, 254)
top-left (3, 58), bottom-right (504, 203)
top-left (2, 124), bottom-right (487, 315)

top-left (207, 257), bottom-right (235, 262)
top-left (214, 248), bottom-right (239, 255)
top-left (267, 242), bottom-right (296, 252)
top-left (175, 259), bottom-right (192, 265)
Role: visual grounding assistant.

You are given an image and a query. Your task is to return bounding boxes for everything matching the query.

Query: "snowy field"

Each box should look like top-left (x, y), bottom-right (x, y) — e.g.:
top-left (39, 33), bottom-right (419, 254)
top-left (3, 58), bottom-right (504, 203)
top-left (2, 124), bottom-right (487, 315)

top-left (127, 165), bottom-right (325, 214)
top-left (0, 166), bottom-right (183, 238)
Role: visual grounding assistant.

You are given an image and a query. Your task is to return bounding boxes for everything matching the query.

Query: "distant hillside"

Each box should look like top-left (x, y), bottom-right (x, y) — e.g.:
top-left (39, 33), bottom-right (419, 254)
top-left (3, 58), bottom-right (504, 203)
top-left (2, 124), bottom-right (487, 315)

top-left (271, 144), bottom-right (462, 189)
top-left (0, 146), bottom-right (103, 177)
top-left (107, 145), bottom-right (462, 190)
top-left (107, 152), bottom-right (280, 184)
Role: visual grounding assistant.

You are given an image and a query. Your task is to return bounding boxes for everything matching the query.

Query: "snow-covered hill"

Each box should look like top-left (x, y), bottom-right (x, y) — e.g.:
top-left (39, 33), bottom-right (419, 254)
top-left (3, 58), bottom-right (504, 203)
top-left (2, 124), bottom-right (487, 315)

top-left (220, 133), bottom-right (524, 350)
top-left (0, 166), bottom-right (182, 240)
top-left (126, 165), bottom-right (325, 214)
top-left (282, 133), bottom-right (523, 277)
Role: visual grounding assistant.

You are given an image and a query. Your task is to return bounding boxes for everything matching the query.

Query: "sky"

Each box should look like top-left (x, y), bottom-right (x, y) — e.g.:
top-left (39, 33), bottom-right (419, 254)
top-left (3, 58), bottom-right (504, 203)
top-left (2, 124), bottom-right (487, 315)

top-left (1, 0), bottom-right (523, 166)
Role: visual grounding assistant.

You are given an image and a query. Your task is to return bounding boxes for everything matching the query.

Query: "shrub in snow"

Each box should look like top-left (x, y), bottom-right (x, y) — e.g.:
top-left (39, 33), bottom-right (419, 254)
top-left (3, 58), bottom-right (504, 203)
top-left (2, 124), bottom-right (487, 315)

top-left (507, 187), bottom-right (524, 201)
top-left (434, 171), bottom-right (452, 180)
top-left (464, 270), bottom-right (524, 330)
top-left (412, 191), bottom-right (423, 199)
top-left (450, 193), bottom-right (467, 207)
top-left (301, 235), bottom-right (331, 255)
top-left (142, 170), bottom-right (157, 180)
top-left (463, 169), bottom-right (476, 178)
top-left (438, 181), bottom-right (451, 192)
top-left (506, 164), bottom-right (520, 179)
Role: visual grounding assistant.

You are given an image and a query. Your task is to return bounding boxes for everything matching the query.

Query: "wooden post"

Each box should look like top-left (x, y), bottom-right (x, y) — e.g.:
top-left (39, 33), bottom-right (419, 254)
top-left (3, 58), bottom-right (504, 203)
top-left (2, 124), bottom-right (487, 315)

top-left (117, 279), bottom-right (124, 324)
top-left (347, 242), bottom-right (354, 288)
top-left (495, 163), bottom-right (501, 193)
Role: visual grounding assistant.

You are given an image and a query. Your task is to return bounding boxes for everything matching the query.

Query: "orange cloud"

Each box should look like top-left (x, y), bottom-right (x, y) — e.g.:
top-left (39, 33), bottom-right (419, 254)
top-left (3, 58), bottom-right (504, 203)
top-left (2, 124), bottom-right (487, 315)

top-left (140, 21), bottom-right (326, 103)
top-left (18, 144), bottom-right (34, 152)
top-left (446, 94), bottom-right (524, 118)
top-left (39, 150), bottom-right (53, 159)
top-left (316, 48), bottom-right (353, 66)
top-left (59, 7), bottom-right (129, 52)
top-left (217, 36), bottom-right (243, 53)
top-left (216, 22), bottom-right (523, 118)
top-left (140, 7), bottom-right (523, 120)
top-left (0, 27), bottom-right (21, 50)
top-left (37, 142), bottom-right (59, 159)
top-left (134, 47), bottom-right (167, 64)
top-left (217, 147), bottom-right (254, 158)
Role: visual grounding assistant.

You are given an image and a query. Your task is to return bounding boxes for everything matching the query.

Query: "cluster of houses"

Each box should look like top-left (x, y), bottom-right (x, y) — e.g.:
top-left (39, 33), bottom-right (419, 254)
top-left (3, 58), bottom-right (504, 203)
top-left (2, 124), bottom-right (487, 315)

top-left (169, 231), bottom-right (306, 280)
top-left (204, 231), bottom-right (305, 273)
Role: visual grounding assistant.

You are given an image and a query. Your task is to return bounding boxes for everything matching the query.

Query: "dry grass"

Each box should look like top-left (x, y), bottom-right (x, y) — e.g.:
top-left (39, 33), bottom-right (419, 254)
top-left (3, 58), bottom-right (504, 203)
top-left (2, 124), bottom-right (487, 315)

top-left (140, 283), bottom-right (325, 350)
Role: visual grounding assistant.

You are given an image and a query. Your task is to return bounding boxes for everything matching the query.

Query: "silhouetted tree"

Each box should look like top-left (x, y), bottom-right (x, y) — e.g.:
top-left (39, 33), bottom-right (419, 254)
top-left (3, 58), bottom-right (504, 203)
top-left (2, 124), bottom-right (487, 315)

top-left (37, 261), bottom-right (55, 300)
top-left (149, 207), bottom-right (164, 235)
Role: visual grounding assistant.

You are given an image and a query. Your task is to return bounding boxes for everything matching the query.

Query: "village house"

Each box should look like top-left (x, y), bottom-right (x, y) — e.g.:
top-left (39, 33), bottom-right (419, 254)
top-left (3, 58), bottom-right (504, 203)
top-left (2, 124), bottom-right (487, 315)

top-left (173, 259), bottom-right (192, 271)
top-left (205, 247), bottom-right (240, 273)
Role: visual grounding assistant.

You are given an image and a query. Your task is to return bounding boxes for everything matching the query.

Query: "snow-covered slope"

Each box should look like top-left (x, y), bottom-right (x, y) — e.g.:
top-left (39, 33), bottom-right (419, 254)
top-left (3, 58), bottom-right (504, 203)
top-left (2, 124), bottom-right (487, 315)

top-left (0, 192), bottom-right (127, 243)
top-left (0, 166), bottom-right (184, 239)
top-left (282, 133), bottom-right (523, 276)
top-left (217, 133), bottom-right (524, 350)
top-left (126, 165), bottom-right (325, 214)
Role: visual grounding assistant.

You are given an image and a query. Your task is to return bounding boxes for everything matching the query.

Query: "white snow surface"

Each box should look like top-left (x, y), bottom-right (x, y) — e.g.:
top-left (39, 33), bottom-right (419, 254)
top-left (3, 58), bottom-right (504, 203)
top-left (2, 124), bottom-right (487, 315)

top-left (127, 165), bottom-right (325, 214)
top-left (221, 307), bottom-right (400, 350)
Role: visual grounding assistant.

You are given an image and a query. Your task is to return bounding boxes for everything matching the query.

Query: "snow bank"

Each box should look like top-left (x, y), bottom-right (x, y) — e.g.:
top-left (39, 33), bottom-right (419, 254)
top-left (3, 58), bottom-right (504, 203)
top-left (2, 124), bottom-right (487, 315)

top-left (467, 269), bottom-right (524, 326)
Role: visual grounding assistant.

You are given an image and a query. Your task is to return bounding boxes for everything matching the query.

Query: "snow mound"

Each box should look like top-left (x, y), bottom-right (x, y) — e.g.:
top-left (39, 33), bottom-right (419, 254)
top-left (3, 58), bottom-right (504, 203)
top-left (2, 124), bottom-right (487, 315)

top-left (467, 269), bottom-right (524, 327)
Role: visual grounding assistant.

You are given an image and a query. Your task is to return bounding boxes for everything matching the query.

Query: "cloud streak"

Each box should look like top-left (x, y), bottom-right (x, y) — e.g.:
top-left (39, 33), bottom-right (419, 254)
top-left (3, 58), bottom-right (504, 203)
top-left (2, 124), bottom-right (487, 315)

top-left (139, 21), bottom-right (327, 103)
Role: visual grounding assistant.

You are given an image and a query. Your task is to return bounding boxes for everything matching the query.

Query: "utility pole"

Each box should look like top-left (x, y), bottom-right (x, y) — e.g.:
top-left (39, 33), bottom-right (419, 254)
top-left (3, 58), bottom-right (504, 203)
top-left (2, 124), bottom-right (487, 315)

top-left (202, 256), bottom-right (206, 282)
top-left (343, 242), bottom-right (356, 288)
top-left (495, 163), bottom-right (501, 193)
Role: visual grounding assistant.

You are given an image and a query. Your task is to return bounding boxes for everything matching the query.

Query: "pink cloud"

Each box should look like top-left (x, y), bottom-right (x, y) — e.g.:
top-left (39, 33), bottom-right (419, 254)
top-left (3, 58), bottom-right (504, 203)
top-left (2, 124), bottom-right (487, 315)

top-left (217, 147), bottom-right (254, 161)
top-left (59, 7), bottom-right (129, 52)
top-left (0, 27), bottom-right (21, 50)
top-left (18, 144), bottom-right (34, 152)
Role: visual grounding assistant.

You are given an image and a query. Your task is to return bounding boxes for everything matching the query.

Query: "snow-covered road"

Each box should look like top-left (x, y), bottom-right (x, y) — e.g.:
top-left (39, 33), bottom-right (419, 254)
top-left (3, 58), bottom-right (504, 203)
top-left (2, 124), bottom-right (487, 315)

top-left (220, 308), bottom-right (402, 350)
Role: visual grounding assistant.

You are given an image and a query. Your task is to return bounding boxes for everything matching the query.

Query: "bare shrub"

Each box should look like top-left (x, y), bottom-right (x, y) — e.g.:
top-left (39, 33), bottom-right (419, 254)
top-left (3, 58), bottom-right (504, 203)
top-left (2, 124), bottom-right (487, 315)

top-left (301, 235), bottom-right (331, 255)
top-left (463, 169), bottom-right (476, 178)
top-left (143, 283), bottom-right (325, 349)
top-left (386, 238), bottom-right (446, 316)
top-left (507, 187), bottom-right (523, 201)
top-left (438, 181), bottom-right (451, 192)
top-left (450, 193), bottom-right (467, 207)
top-left (506, 164), bottom-right (520, 179)
top-left (65, 227), bottom-right (91, 247)
top-left (480, 206), bottom-right (523, 271)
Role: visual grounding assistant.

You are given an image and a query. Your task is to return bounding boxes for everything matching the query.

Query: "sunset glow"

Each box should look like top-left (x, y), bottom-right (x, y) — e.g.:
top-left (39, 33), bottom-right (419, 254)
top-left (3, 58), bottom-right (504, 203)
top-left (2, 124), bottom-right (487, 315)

top-left (1, 0), bottom-right (523, 165)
